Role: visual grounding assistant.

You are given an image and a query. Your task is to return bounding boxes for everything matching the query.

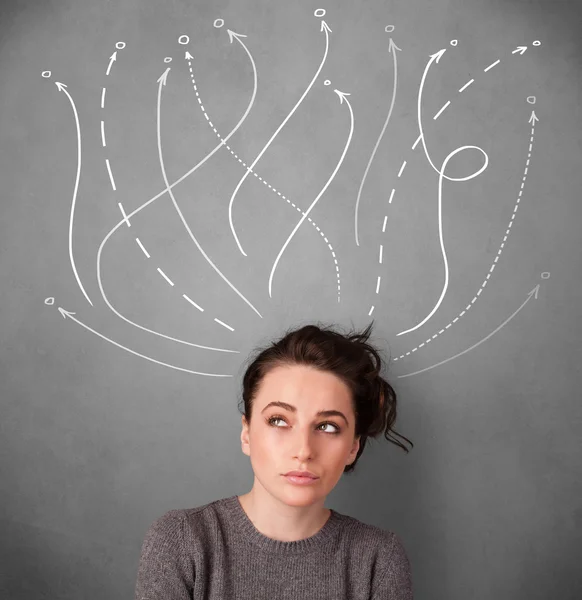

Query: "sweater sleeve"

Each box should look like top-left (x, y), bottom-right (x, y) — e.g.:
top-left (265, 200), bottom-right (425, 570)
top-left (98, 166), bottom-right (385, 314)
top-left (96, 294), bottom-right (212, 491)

top-left (134, 510), bottom-right (195, 600)
top-left (371, 532), bottom-right (414, 599)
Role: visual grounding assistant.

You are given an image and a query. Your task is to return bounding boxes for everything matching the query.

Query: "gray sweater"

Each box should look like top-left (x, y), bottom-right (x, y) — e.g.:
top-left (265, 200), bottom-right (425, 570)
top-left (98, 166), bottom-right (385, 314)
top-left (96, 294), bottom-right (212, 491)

top-left (134, 495), bottom-right (414, 599)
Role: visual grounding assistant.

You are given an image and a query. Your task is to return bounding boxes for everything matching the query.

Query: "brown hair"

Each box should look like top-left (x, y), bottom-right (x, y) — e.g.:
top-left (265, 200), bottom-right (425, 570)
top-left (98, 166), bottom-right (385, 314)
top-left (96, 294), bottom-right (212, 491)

top-left (238, 321), bottom-right (413, 474)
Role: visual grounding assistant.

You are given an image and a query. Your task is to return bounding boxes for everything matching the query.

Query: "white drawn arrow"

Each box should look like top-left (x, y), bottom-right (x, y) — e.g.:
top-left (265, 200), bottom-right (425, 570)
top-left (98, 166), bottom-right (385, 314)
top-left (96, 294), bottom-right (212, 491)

top-left (228, 19), bottom-right (332, 257)
top-left (394, 107), bottom-right (539, 350)
top-left (355, 38), bottom-right (401, 247)
top-left (268, 89), bottom-right (354, 298)
top-left (417, 49), bottom-right (488, 182)
top-left (55, 82), bottom-right (93, 307)
top-left (512, 46), bottom-right (527, 55)
top-left (395, 144), bottom-right (488, 337)
top-left (106, 51), bottom-right (117, 75)
top-left (96, 46), bottom-right (261, 349)
top-left (398, 285), bottom-right (541, 378)
top-left (58, 307), bottom-right (234, 376)
top-left (187, 47), bottom-right (343, 304)
top-left (155, 68), bottom-right (261, 316)
top-left (417, 49), bottom-right (462, 182)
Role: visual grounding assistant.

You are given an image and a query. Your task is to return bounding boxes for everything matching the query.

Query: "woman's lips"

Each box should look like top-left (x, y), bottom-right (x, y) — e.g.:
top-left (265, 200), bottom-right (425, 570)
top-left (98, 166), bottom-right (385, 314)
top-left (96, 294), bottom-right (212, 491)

top-left (283, 475), bottom-right (319, 485)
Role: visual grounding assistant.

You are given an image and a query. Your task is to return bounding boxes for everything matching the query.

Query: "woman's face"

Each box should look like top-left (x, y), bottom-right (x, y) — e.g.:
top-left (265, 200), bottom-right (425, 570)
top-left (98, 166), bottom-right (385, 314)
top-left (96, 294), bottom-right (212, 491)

top-left (241, 364), bottom-right (361, 506)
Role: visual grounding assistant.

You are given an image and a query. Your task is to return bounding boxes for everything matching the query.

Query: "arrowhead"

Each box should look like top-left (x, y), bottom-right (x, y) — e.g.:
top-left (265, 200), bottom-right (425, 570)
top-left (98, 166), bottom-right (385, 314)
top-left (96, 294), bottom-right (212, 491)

top-left (430, 49), bottom-right (446, 63)
top-left (529, 110), bottom-right (539, 124)
top-left (334, 89), bottom-right (351, 104)
top-left (388, 38), bottom-right (402, 53)
top-left (512, 46), bottom-right (527, 55)
top-left (185, 51), bottom-right (194, 60)
top-left (227, 29), bottom-right (247, 43)
top-left (320, 20), bottom-right (332, 34)
top-left (55, 82), bottom-right (67, 91)
top-left (58, 307), bottom-right (76, 319)
top-left (110, 51), bottom-right (117, 61)
top-left (528, 284), bottom-right (540, 299)
top-left (157, 67), bottom-right (170, 86)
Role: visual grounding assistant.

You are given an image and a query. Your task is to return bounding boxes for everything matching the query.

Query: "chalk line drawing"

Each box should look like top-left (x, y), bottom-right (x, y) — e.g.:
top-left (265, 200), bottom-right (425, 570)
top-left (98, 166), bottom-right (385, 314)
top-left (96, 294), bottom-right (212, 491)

top-left (397, 284), bottom-right (541, 378)
top-left (155, 68), bottom-right (262, 316)
top-left (433, 100), bottom-right (450, 120)
top-left (228, 19), bottom-right (332, 257)
top-left (397, 160), bottom-right (407, 177)
top-left (55, 81), bottom-right (93, 307)
top-left (117, 202), bottom-right (130, 227)
top-left (393, 108), bottom-right (539, 361)
top-left (396, 44), bottom-right (536, 335)
top-left (396, 144), bottom-right (488, 338)
top-left (459, 79), bottom-right (474, 93)
top-left (354, 37), bottom-right (401, 247)
top-left (106, 51), bottom-right (117, 76)
top-left (157, 267), bottom-right (174, 286)
top-left (392, 46), bottom-right (490, 336)
top-left (96, 40), bottom-right (260, 350)
top-left (100, 47), bottom-right (237, 332)
top-left (484, 58), bottom-right (500, 72)
top-left (185, 50), bottom-right (343, 303)
top-left (44, 20), bottom-right (542, 378)
top-left (58, 306), bottom-right (237, 375)
top-left (368, 43), bottom-right (533, 336)
top-left (134, 236), bottom-right (235, 331)
top-left (105, 158), bottom-right (116, 190)
top-left (268, 89), bottom-right (354, 298)
top-left (417, 48), bottom-right (488, 183)
top-left (135, 237), bottom-right (150, 258)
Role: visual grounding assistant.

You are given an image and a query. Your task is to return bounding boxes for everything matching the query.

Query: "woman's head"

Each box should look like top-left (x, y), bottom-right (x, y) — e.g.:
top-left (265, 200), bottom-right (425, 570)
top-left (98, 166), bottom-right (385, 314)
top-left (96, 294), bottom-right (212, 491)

top-left (239, 321), bottom-right (413, 505)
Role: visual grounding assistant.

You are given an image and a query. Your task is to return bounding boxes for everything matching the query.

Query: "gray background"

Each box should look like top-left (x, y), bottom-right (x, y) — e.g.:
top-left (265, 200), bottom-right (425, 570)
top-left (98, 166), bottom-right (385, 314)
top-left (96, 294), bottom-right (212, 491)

top-left (1, 0), bottom-right (581, 598)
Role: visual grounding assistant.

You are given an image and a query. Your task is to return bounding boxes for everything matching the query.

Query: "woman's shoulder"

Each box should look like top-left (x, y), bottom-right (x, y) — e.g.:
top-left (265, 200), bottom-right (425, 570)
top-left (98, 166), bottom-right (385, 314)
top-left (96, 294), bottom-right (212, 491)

top-left (332, 508), bottom-right (410, 560)
top-left (144, 496), bottom-right (229, 541)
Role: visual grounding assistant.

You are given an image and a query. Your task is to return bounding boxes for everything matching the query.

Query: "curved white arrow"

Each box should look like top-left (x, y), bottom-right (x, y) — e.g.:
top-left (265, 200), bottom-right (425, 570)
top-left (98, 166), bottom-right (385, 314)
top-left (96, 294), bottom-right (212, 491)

top-left (394, 108), bottom-right (539, 351)
top-left (55, 82), bottom-right (93, 307)
top-left (396, 144), bottom-right (488, 337)
top-left (156, 69), bottom-right (262, 316)
top-left (268, 89), bottom-right (354, 298)
top-left (186, 49), bottom-right (343, 302)
top-left (58, 307), bottom-right (236, 376)
top-left (97, 47), bottom-right (260, 349)
top-left (355, 38), bottom-right (401, 247)
top-left (229, 19), bottom-right (332, 257)
top-left (417, 49), bottom-right (488, 183)
top-left (398, 285), bottom-right (540, 378)
top-left (106, 51), bottom-right (117, 76)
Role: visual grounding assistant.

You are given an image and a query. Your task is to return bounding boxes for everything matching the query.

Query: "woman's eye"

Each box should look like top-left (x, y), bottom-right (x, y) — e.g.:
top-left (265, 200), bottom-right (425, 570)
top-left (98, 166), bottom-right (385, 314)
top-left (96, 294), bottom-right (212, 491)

top-left (267, 416), bottom-right (339, 433)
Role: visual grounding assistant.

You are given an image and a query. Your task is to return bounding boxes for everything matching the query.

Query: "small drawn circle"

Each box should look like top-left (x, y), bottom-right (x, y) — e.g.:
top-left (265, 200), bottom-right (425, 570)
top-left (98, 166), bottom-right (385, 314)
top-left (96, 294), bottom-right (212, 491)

top-left (541, 272), bottom-right (550, 279)
top-left (324, 79), bottom-right (331, 86)
top-left (533, 40), bottom-right (541, 46)
top-left (314, 9), bottom-right (326, 17)
top-left (384, 25), bottom-right (395, 33)
top-left (44, 297), bottom-right (55, 305)
top-left (213, 18), bottom-right (224, 28)
top-left (178, 35), bottom-right (190, 44)
top-left (164, 57), bottom-right (172, 63)
top-left (527, 96), bottom-right (536, 104)
top-left (115, 42), bottom-right (126, 50)
top-left (450, 39), bottom-right (458, 46)
top-left (41, 71), bottom-right (51, 78)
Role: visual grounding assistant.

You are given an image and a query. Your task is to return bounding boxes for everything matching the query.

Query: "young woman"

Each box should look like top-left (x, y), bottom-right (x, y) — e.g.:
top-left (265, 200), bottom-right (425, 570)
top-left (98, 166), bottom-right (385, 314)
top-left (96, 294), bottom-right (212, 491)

top-left (134, 321), bottom-right (414, 599)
